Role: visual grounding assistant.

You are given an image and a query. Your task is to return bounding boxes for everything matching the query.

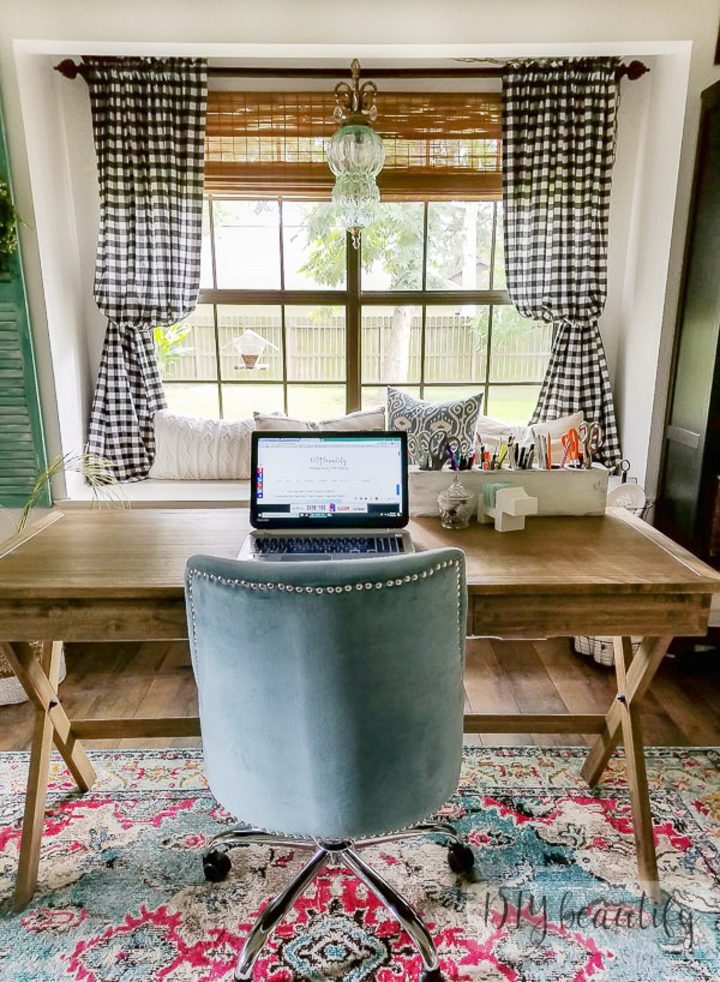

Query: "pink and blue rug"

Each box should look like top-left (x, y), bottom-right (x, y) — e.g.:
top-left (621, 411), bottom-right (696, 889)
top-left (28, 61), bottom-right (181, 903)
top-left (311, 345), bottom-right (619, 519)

top-left (0, 746), bottom-right (719, 980)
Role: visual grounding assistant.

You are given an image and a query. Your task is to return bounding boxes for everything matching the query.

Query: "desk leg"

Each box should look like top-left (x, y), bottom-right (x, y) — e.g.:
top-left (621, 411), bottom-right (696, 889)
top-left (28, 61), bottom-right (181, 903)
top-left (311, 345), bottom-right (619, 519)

top-left (612, 636), bottom-right (659, 899)
top-left (14, 642), bottom-right (62, 909)
top-left (0, 641), bottom-right (96, 910)
top-left (0, 641), bottom-right (96, 792)
top-left (581, 635), bottom-right (672, 787)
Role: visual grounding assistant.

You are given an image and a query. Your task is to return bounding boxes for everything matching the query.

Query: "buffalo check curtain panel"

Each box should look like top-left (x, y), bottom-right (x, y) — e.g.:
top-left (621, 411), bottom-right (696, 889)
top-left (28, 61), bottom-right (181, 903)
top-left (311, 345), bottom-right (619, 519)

top-left (502, 58), bottom-right (622, 467)
top-left (86, 57), bottom-right (208, 481)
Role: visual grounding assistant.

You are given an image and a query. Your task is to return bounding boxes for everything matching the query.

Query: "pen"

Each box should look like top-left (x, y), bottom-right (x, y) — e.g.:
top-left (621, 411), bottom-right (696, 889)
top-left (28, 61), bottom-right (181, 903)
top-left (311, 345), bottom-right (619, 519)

top-left (444, 442), bottom-right (459, 471)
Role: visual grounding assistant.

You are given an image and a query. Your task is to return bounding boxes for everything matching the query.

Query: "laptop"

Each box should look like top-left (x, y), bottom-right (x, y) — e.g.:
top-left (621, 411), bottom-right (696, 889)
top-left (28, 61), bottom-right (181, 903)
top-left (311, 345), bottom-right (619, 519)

top-left (240, 430), bottom-right (414, 561)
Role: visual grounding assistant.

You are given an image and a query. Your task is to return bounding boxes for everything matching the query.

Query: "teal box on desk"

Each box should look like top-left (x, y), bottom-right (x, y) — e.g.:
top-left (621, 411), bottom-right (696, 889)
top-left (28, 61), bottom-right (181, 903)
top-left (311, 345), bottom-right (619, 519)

top-left (408, 465), bottom-right (609, 519)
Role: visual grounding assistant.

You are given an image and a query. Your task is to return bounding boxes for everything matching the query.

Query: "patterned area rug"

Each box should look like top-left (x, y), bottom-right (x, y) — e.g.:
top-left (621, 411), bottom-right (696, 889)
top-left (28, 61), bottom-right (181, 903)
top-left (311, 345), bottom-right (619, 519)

top-left (0, 747), bottom-right (719, 981)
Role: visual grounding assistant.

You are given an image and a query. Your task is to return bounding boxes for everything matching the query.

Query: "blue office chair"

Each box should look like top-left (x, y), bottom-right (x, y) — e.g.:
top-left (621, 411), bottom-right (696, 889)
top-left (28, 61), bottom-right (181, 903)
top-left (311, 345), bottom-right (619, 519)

top-left (185, 548), bottom-right (473, 982)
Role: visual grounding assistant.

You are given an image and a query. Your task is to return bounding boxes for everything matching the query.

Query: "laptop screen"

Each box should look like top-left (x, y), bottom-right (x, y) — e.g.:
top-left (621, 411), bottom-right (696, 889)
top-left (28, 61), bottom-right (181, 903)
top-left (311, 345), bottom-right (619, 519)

top-left (250, 431), bottom-right (409, 529)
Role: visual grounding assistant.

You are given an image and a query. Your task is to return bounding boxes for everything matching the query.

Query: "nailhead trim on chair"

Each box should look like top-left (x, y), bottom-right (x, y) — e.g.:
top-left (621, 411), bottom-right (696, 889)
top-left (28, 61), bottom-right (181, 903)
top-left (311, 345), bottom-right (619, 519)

top-left (190, 559), bottom-right (457, 592)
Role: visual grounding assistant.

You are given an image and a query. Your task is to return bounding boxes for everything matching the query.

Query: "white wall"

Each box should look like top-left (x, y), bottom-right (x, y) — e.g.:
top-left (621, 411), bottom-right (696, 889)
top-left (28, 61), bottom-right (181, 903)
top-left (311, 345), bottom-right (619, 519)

top-left (613, 51), bottom-right (695, 487)
top-left (0, 0), bottom-right (719, 498)
top-left (603, 67), bottom-right (653, 402)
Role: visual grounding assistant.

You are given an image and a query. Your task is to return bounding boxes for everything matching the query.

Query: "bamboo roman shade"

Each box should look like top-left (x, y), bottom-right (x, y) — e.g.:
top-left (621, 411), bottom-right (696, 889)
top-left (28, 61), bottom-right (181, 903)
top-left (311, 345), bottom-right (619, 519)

top-left (205, 89), bottom-right (502, 199)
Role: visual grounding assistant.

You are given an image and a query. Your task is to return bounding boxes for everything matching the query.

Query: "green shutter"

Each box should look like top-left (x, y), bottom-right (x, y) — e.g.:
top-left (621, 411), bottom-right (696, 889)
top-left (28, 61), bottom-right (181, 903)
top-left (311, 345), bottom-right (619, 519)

top-left (0, 97), bottom-right (48, 507)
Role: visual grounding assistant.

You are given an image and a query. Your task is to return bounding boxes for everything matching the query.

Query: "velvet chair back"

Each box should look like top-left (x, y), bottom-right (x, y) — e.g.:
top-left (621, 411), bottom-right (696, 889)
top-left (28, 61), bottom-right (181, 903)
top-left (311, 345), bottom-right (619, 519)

top-left (185, 548), bottom-right (467, 840)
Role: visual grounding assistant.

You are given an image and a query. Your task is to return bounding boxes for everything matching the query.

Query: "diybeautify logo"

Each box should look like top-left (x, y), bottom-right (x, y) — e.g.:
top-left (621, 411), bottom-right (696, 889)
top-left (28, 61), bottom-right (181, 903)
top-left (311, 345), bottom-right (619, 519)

top-left (479, 889), bottom-right (695, 949)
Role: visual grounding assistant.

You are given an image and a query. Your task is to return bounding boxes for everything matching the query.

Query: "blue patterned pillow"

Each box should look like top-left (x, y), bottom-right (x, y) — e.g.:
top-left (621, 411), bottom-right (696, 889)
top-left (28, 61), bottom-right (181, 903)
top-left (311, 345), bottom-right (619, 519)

top-left (386, 387), bottom-right (483, 466)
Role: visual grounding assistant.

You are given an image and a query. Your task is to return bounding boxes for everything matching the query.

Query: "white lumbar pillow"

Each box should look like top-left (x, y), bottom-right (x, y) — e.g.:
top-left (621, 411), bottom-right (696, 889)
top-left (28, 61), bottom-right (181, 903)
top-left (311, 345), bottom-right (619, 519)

top-left (476, 411), bottom-right (584, 462)
top-left (253, 407), bottom-right (386, 431)
top-left (529, 411), bottom-right (584, 461)
top-left (149, 410), bottom-right (254, 480)
top-left (475, 414), bottom-right (529, 451)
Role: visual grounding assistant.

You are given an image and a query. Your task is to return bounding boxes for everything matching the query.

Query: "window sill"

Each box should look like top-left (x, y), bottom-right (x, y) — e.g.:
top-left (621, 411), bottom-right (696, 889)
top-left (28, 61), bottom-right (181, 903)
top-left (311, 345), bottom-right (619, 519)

top-left (58, 479), bottom-right (251, 509)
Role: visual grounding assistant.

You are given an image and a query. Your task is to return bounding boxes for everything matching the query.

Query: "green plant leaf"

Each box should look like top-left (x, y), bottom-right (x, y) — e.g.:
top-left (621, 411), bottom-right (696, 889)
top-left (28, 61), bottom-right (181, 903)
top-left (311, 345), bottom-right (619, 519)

top-left (9, 450), bottom-right (128, 534)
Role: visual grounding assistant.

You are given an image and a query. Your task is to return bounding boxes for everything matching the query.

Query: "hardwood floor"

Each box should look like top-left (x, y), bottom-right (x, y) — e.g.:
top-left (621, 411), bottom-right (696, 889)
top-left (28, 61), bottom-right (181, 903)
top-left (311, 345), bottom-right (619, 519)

top-left (1, 638), bottom-right (719, 751)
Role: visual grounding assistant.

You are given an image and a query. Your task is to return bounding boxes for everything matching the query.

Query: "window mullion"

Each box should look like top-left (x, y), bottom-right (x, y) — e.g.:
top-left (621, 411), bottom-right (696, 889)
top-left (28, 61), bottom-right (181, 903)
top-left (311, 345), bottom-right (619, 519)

top-left (489, 200), bottom-right (498, 292)
top-left (212, 303), bottom-right (224, 418)
top-left (484, 305), bottom-right (494, 416)
top-left (279, 201), bottom-right (288, 413)
top-left (208, 200), bottom-right (224, 418)
top-left (419, 202), bottom-right (429, 398)
top-left (484, 202), bottom-right (499, 414)
top-left (346, 232), bottom-right (361, 411)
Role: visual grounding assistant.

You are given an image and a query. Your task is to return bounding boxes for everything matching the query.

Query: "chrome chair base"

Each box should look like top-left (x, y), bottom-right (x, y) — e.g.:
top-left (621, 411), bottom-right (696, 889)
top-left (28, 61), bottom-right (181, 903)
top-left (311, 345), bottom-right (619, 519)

top-left (202, 822), bottom-right (474, 982)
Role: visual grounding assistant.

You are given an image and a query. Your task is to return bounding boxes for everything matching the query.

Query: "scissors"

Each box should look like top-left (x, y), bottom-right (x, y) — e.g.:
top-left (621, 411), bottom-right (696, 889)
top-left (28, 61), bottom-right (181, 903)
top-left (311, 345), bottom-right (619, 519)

top-left (561, 428), bottom-right (581, 467)
top-left (578, 421), bottom-right (604, 467)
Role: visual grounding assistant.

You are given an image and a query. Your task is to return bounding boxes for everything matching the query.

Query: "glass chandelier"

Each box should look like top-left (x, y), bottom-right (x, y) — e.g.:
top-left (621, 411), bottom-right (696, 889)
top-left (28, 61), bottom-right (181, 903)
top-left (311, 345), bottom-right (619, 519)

top-left (327, 59), bottom-right (385, 249)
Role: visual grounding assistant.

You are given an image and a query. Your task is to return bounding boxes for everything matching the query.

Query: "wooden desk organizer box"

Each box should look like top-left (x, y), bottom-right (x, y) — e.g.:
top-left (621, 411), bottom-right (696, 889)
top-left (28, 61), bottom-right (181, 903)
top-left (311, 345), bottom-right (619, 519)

top-left (409, 465), bottom-right (609, 518)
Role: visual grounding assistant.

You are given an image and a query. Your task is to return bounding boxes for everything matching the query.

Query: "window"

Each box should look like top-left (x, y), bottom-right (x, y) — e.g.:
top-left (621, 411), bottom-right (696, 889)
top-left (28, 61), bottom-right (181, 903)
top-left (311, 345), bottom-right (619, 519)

top-left (158, 89), bottom-right (551, 424)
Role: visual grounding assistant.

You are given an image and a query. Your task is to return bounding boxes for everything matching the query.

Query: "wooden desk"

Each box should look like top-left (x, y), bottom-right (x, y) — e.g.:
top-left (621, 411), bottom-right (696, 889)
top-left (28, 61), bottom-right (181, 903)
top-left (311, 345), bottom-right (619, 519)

top-left (1, 506), bottom-right (718, 909)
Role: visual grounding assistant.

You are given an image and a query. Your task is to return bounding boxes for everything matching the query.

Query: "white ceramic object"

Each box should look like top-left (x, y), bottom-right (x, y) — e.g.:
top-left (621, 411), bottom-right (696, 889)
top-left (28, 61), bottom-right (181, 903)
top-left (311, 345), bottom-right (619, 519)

top-left (606, 482), bottom-right (647, 511)
top-left (480, 485), bottom-right (539, 532)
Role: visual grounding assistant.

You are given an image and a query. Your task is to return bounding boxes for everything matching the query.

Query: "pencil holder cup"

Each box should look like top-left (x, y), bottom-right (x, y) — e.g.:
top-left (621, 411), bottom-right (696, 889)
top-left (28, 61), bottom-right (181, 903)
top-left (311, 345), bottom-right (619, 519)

top-left (437, 474), bottom-right (475, 529)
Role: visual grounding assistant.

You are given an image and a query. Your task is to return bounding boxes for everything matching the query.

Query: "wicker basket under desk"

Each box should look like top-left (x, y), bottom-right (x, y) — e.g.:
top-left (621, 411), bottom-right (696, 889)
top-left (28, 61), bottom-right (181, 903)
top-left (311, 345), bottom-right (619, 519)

top-left (0, 643), bottom-right (66, 706)
top-left (573, 635), bottom-right (643, 667)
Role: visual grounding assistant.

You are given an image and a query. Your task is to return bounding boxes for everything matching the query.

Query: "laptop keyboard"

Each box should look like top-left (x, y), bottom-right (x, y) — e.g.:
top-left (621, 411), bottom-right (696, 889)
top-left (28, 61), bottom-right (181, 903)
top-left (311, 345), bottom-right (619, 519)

top-left (252, 535), bottom-right (406, 556)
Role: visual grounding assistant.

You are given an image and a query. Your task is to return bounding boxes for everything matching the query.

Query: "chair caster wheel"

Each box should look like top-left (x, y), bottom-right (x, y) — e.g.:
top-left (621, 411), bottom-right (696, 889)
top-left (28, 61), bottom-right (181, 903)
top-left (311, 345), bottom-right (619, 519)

top-left (447, 842), bottom-right (475, 874)
top-left (420, 969), bottom-right (444, 982)
top-left (203, 849), bottom-right (231, 882)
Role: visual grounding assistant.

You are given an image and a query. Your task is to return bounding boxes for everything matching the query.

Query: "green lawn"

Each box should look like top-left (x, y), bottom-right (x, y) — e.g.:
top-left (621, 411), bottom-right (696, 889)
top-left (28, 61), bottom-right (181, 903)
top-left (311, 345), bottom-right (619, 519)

top-left (164, 382), bottom-right (540, 425)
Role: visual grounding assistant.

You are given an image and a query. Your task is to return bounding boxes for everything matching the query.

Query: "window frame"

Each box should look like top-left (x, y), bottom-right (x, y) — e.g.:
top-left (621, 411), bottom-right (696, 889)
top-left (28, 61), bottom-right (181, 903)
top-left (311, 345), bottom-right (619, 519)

top-left (168, 197), bottom-right (543, 419)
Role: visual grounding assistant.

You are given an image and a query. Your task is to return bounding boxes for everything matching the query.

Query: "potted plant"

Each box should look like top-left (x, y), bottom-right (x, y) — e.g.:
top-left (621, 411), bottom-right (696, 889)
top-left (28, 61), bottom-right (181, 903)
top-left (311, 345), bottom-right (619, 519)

top-left (0, 177), bottom-right (21, 274)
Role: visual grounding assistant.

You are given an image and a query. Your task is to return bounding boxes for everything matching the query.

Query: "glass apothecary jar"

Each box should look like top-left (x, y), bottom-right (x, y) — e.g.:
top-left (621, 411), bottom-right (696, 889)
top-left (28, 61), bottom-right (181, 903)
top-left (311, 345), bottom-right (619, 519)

top-left (437, 474), bottom-right (475, 530)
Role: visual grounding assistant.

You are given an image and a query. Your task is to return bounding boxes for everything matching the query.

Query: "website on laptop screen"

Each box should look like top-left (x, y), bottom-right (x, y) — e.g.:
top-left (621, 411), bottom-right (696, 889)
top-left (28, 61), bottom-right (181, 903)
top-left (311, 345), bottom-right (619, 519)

top-left (250, 432), bottom-right (408, 529)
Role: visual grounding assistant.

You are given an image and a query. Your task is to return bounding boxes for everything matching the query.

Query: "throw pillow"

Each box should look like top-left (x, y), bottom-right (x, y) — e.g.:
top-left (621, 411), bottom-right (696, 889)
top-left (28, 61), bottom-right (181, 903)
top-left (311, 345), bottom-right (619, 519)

top-left (253, 407), bottom-right (386, 432)
top-left (386, 387), bottom-right (483, 465)
top-left (529, 411), bottom-right (584, 463)
top-left (148, 410), bottom-right (254, 480)
top-left (475, 413), bottom-right (529, 451)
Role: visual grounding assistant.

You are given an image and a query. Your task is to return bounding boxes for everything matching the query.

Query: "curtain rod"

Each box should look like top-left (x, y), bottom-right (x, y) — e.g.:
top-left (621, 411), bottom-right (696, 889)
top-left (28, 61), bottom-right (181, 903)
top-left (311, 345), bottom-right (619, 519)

top-left (53, 58), bottom-right (649, 83)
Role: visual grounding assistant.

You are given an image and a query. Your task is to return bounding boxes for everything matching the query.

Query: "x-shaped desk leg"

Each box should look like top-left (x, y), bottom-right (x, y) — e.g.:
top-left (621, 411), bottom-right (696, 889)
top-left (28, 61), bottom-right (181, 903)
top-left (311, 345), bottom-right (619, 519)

top-left (581, 635), bottom-right (673, 900)
top-left (0, 641), bottom-right (96, 910)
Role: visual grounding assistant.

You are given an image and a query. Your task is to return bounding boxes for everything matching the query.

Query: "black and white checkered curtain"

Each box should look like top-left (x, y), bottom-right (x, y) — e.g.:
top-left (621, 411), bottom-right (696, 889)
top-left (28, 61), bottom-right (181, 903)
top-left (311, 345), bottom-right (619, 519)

top-left (86, 57), bottom-right (207, 481)
top-left (502, 58), bottom-right (621, 467)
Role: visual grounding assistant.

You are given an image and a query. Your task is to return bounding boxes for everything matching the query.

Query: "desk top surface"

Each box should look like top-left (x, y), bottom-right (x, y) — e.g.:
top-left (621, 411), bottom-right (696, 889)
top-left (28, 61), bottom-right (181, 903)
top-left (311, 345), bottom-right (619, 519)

top-left (0, 507), bottom-right (718, 601)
